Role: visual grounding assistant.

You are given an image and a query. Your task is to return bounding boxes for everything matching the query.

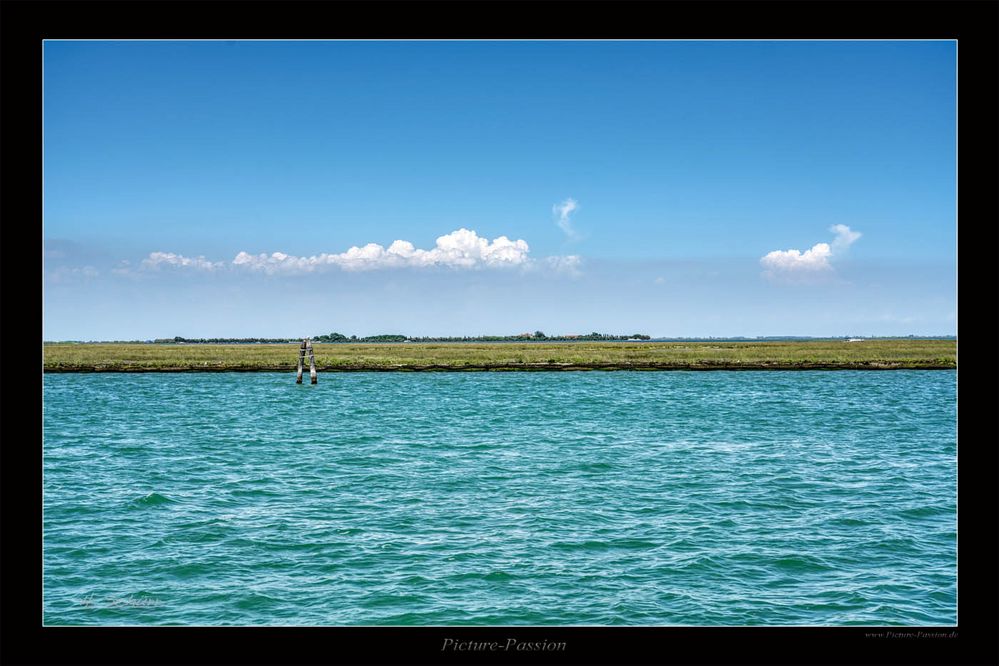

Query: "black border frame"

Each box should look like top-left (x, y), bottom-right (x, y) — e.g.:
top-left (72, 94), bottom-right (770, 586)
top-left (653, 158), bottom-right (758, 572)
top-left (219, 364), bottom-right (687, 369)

top-left (3, 2), bottom-right (996, 664)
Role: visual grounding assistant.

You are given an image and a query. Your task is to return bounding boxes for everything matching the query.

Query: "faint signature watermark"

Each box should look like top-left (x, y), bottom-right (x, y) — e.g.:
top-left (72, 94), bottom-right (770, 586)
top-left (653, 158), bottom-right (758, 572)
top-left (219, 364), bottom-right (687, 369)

top-left (864, 630), bottom-right (957, 639)
top-left (76, 593), bottom-right (163, 609)
top-left (441, 638), bottom-right (567, 652)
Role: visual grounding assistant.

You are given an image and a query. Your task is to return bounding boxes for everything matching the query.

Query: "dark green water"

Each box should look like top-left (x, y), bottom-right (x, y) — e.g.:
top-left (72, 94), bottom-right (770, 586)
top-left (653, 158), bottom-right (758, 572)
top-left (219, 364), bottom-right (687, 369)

top-left (43, 371), bottom-right (956, 626)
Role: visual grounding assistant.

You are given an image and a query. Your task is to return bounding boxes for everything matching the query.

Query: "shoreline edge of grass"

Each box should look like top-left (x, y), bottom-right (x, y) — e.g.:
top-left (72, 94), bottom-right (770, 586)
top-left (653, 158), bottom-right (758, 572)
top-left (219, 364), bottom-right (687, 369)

top-left (43, 340), bottom-right (956, 372)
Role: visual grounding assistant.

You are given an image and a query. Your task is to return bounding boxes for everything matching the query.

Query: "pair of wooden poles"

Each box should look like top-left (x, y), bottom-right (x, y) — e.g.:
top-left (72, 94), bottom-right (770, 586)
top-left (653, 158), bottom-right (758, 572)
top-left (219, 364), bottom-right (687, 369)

top-left (296, 339), bottom-right (317, 384)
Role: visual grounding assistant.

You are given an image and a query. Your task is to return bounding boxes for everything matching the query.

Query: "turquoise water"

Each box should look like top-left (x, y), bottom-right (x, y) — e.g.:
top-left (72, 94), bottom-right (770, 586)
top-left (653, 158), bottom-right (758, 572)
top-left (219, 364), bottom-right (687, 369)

top-left (43, 371), bottom-right (956, 626)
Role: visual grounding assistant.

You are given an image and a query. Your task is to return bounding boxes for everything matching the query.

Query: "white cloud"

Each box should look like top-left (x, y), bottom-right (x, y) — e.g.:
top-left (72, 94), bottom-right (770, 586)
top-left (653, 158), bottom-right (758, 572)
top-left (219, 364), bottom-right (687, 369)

top-left (760, 242), bottom-right (834, 274)
top-left (142, 252), bottom-right (224, 271)
top-left (232, 228), bottom-right (531, 274)
top-left (138, 229), bottom-right (585, 277)
top-left (760, 225), bottom-right (861, 283)
top-left (552, 198), bottom-right (580, 239)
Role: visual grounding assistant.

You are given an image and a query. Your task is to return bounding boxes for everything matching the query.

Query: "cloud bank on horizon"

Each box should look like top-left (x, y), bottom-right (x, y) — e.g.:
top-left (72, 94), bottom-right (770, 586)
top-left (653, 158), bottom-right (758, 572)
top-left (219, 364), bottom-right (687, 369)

top-left (142, 253), bottom-right (226, 271)
top-left (140, 228), bottom-right (581, 276)
top-left (760, 224), bottom-right (862, 282)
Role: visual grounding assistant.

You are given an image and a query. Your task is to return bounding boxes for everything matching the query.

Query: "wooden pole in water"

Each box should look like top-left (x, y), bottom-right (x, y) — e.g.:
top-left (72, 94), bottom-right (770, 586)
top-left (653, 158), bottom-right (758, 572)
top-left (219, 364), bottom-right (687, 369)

top-left (296, 339), bottom-right (306, 384)
top-left (307, 339), bottom-right (317, 384)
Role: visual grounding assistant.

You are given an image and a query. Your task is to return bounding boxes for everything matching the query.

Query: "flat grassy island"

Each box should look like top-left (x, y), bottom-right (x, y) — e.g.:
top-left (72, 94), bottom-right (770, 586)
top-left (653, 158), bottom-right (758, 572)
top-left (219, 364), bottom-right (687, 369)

top-left (44, 340), bottom-right (956, 372)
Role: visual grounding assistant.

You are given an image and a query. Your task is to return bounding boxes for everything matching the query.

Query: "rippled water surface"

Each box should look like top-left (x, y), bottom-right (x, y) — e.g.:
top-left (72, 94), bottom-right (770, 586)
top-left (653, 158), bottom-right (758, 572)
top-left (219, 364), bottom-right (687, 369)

top-left (43, 371), bottom-right (956, 625)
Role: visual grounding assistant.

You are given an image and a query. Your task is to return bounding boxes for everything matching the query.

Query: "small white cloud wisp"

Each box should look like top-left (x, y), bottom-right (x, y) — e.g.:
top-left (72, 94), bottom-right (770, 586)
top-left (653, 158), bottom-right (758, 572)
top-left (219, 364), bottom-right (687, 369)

top-left (137, 229), bottom-right (580, 277)
top-left (552, 198), bottom-right (580, 239)
top-left (829, 223), bottom-right (862, 252)
top-left (45, 265), bottom-right (100, 283)
top-left (760, 225), bottom-right (861, 282)
top-left (142, 252), bottom-right (225, 271)
top-left (544, 255), bottom-right (583, 277)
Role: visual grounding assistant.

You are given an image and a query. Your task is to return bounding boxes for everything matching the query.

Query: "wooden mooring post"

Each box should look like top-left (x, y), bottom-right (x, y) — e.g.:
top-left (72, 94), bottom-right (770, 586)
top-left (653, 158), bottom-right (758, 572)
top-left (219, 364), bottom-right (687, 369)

top-left (296, 338), bottom-right (317, 384)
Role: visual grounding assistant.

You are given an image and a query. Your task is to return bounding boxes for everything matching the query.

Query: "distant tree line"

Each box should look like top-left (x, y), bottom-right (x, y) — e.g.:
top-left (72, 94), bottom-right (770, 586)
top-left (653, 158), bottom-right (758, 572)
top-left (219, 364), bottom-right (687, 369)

top-left (149, 333), bottom-right (651, 344)
top-left (47, 333), bottom-right (954, 344)
top-left (155, 337), bottom-right (300, 344)
top-left (312, 331), bottom-right (652, 343)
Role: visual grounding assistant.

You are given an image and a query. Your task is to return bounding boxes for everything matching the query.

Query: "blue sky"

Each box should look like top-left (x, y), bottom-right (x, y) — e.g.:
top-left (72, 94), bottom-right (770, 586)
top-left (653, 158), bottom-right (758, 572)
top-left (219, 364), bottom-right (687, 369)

top-left (43, 40), bottom-right (956, 339)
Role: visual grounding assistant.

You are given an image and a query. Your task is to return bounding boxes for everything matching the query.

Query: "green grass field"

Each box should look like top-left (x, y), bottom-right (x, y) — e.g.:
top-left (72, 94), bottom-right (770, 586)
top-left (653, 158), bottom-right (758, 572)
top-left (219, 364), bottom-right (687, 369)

top-left (43, 340), bottom-right (956, 371)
